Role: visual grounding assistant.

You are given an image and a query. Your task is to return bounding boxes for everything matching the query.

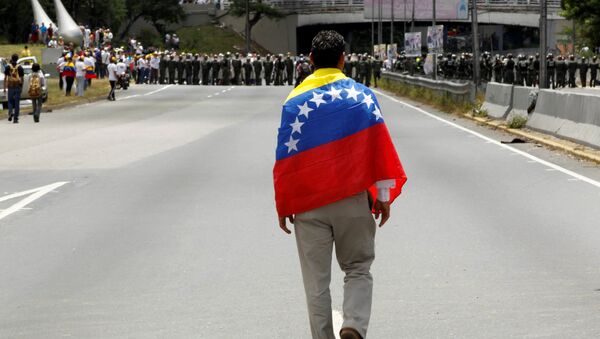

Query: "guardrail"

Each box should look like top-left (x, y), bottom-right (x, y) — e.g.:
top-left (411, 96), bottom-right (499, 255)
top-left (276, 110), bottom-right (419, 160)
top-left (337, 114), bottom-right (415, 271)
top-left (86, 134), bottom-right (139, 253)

top-left (476, 0), bottom-right (561, 7)
top-left (382, 70), bottom-right (475, 103)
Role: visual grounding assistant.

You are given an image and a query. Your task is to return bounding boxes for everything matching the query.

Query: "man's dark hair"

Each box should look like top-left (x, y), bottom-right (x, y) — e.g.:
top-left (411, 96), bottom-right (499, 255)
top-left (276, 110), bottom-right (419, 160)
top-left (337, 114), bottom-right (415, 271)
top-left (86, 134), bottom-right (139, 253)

top-left (32, 63), bottom-right (41, 72)
top-left (11, 54), bottom-right (18, 64)
top-left (310, 30), bottom-right (345, 69)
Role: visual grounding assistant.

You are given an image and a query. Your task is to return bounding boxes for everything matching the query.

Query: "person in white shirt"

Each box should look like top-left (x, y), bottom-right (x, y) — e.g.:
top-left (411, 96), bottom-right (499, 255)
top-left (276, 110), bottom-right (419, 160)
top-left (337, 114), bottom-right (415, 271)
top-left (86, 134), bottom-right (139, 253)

top-left (74, 55), bottom-right (86, 96)
top-left (136, 56), bottom-right (148, 84)
top-left (56, 54), bottom-right (65, 90)
top-left (107, 57), bottom-right (118, 101)
top-left (101, 49), bottom-right (110, 79)
top-left (83, 53), bottom-right (95, 88)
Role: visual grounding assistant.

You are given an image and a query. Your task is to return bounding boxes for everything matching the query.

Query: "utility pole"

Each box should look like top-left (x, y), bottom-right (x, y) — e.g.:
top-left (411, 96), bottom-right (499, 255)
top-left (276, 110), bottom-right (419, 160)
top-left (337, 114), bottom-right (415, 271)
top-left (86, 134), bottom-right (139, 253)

top-left (403, 0), bottom-right (407, 36)
top-left (471, 0), bottom-right (480, 87)
top-left (378, 0), bottom-right (383, 46)
top-left (391, 0), bottom-right (394, 45)
top-left (245, 0), bottom-right (250, 54)
top-left (371, 0), bottom-right (375, 55)
top-left (432, 0), bottom-right (437, 80)
top-left (572, 20), bottom-right (576, 55)
top-left (411, 0), bottom-right (415, 31)
top-left (539, 0), bottom-right (547, 88)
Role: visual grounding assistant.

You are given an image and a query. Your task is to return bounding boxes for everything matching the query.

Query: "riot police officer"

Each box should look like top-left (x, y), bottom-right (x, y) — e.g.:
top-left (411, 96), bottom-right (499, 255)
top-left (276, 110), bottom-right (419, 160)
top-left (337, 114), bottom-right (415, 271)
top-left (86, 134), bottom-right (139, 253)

top-left (590, 55), bottom-right (598, 87)
top-left (232, 53), bottom-right (242, 85)
top-left (344, 55), bottom-right (353, 77)
top-left (546, 53), bottom-right (556, 89)
top-left (201, 55), bottom-right (211, 85)
top-left (253, 55), bottom-right (263, 85)
top-left (372, 54), bottom-right (383, 87)
top-left (567, 55), bottom-right (578, 87)
top-left (167, 54), bottom-right (176, 85)
top-left (264, 54), bottom-right (274, 85)
top-left (243, 57), bottom-right (253, 85)
top-left (516, 55), bottom-right (528, 86)
top-left (284, 53), bottom-right (294, 86)
top-left (212, 54), bottom-right (221, 85)
top-left (580, 56), bottom-right (589, 88)
top-left (493, 55), bottom-right (503, 83)
top-left (221, 52), bottom-right (231, 86)
top-left (274, 54), bottom-right (284, 85)
top-left (504, 54), bottom-right (515, 84)
top-left (556, 55), bottom-right (567, 88)
top-left (192, 54), bottom-right (201, 85)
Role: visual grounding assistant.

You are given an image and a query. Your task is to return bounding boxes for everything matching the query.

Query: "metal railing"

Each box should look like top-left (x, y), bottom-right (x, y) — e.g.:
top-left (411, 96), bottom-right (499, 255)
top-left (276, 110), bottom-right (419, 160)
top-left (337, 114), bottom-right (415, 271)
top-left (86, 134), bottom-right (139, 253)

top-left (382, 70), bottom-right (475, 102)
top-left (476, 0), bottom-right (561, 8)
top-left (219, 0), bottom-right (560, 14)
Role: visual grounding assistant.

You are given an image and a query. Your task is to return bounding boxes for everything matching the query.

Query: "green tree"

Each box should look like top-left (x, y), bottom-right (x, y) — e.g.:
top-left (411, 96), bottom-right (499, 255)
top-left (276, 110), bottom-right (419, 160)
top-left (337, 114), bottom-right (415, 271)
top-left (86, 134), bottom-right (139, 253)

top-left (561, 0), bottom-right (600, 49)
top-left (228, 0), bottom-right (286, 49)
top-left (120, 0), bottom-right (185, 40)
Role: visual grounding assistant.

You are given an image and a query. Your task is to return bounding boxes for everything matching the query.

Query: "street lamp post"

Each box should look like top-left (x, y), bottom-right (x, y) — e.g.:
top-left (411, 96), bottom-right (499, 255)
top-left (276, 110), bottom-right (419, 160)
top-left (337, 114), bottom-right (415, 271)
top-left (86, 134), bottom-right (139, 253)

top-left (245, 0), bottom-right (250, 54)
top-left (378, 0), bottom-right (383, 46)
top-left (471, 0), bottom-right (480, 88)
top-left (539, 0), bottom-right (547, 89)
top-left (372, 0), bottom-right (375, 55)
top-left (432, 0), bottom-right (437, 80)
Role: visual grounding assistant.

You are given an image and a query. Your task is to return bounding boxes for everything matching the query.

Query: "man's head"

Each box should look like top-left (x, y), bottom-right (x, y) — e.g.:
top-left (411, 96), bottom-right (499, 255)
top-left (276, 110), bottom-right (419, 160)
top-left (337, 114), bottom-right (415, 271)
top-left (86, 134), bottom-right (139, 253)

top-left (11, 54), bottom-right (18, 64)
top-left (309, 30), bottom-right (345, 70)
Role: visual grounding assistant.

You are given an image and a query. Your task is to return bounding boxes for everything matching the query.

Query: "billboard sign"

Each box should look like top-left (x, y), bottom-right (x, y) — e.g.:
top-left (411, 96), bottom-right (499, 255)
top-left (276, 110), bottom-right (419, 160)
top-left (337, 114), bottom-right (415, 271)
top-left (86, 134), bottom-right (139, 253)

top-left (427, 25), bottom-right (444, 53)
top-left (404, 32), bottom-right (422, 57)
top-left (364, 0), bottom-right (468, 20)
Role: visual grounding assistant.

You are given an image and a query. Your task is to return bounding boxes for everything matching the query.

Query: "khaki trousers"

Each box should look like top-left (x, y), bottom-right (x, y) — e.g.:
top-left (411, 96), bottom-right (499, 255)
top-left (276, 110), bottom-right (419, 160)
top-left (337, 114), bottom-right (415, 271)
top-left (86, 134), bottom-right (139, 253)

top-left (294, 192), bottom-right (376, 339)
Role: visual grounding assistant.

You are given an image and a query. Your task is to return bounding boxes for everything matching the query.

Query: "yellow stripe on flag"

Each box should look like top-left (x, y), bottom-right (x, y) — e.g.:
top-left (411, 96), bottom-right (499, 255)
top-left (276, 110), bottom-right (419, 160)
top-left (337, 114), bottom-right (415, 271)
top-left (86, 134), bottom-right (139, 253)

top-left (284, 68), bottom-right (347, 103)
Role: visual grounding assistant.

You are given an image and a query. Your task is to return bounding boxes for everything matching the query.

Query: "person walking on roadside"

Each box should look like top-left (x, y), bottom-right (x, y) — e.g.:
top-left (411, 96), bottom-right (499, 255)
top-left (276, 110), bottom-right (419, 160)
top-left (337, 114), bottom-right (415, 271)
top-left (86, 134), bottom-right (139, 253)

top-left (62, 54), bottom-right (76, 96)
top-left (273, 30), bottom-right (407, 339)
top-left (27, 63), bottom-right (45, 123)
top-left (3, 54), bottom-right (25, 123)
top-left (107, 57), bottom-right (118, 101)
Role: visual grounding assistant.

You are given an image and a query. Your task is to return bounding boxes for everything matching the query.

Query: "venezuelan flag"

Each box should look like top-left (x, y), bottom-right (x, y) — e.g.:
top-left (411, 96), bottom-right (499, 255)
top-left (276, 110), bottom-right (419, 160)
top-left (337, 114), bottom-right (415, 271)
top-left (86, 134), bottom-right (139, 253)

top-left (85, 66), bottom-right (97, 79)
top-left (62, 62), bottom-right (76, 78)
top-left (273, 68), bottom-right (407, 217)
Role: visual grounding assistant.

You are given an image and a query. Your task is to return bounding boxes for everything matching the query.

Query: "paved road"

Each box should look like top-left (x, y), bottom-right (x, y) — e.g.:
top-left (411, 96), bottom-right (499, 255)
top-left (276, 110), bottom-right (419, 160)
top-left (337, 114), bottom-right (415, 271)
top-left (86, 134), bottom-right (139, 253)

top-left (1, 83), bottom-right (600, 338)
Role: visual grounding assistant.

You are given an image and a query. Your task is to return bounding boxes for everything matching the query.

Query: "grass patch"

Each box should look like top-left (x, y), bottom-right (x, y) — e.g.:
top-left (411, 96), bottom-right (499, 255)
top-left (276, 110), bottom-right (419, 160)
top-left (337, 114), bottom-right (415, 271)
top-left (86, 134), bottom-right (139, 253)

top-left (507, 115), bottom-right (528, 129)
top-left (0, 44), bottom-right (44, 61)
top-left (380, 77), bottom-right (476, 115)
top-left (176, 25), bottom-right (270, 55)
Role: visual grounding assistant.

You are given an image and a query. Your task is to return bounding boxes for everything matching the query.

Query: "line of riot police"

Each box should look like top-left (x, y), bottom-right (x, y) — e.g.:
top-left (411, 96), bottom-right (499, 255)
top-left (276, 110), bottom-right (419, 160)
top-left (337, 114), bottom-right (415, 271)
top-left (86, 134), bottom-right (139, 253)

top-left (479, 52), bottom-right (599, 89)
top-left (342, 53), bottom-right (385, 88)
top-left (132, 51), bottom-right (314, 87)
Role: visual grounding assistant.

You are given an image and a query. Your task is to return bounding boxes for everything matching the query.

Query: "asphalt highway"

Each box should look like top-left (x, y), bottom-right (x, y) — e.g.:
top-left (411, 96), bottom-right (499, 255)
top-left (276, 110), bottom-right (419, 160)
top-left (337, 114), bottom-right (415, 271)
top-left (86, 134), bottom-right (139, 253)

top-left (1, 83), bottom-right (600, 338)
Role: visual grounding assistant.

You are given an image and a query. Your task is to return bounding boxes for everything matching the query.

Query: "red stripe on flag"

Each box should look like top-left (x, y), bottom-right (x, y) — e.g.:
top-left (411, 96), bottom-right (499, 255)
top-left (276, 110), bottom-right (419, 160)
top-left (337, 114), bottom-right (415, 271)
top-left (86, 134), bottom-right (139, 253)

top-left (273, 123), bottom-right (406, 216)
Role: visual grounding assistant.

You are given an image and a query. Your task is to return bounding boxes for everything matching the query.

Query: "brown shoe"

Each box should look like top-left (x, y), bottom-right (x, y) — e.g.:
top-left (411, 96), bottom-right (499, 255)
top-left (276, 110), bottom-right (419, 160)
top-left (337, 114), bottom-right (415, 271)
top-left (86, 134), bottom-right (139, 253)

top-left (340, 327), bottom-right (362, 339)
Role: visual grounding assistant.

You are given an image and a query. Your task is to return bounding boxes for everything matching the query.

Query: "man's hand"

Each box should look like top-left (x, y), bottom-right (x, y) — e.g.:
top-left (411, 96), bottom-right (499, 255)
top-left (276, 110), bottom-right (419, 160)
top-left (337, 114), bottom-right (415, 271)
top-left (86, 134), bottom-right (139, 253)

top-left (278, 215), bottom-right (294, 234)
top-left (373, 200), bottom-right (390, 227)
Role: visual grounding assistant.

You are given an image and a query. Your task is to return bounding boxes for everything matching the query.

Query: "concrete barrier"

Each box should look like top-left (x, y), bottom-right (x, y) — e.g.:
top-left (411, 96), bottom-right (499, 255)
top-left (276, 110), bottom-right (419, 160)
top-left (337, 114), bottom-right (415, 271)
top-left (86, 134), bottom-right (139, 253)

top-left (507, 86), bottom-right (538, 121)
top-left (527, 90), bottom-right (600, 148)
top-left (482, 82), bottom-right (513, 119)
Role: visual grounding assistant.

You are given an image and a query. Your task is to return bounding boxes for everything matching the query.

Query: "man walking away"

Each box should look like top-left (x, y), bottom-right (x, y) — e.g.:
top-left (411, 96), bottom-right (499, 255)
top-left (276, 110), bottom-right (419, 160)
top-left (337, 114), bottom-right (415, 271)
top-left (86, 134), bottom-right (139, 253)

top-left (107, 57), bottom-right (118, 101)
top-left (4, 54), bottom-right (25, 123)
top-left (28, 63), bottom-right (45, 123)
top-left (274, 30), bottom-right (407, 339)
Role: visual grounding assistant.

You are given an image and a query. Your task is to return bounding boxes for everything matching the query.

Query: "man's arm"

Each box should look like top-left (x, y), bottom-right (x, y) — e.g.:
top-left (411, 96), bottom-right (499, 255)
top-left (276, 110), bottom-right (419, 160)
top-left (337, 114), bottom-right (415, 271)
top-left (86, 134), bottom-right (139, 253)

top-left (374, 179), bottom-right (395, 227)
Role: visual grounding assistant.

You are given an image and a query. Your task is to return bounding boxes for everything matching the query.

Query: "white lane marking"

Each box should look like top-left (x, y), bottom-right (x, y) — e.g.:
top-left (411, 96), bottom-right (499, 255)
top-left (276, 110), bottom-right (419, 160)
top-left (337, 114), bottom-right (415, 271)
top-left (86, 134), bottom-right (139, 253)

top-left (120, 94), bottom-right (140, 100)
top-left (0, 182), bottom-right (69, 221)
top-left (332, 310), bottom-right (343, 339)
top-left (207, 95), bottom-right (212, 98)
top-left (568, 178), bottom-right (580, 182)
top-left (374, 90), bottom-right (600, 189)
top-left (214, 92), bottom-right (220, 96)
top-left (144, 85), bottom-right (173, 96)
top-left (221, 89), bottom-right (227, 93)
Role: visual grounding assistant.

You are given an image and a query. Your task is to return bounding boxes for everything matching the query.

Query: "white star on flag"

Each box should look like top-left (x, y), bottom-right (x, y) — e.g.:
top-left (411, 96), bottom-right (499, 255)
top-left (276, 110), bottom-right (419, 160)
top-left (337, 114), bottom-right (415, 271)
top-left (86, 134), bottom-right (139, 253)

top-left (284, 135), bottom-right (299, 153)
top-left (290, 117), bottom-right (304, 135)
top-left (297, 102), bottom-right (313, 118)
top-left (345, 86), bottom-right (361, 101)
top-left (309, 92), bottom-right (327, 108)
top-left (372, 106), bottom-right (383, 121)
top-left (362, 93), bottom-right (374, 109)
top-left (326, 86), bottom-right (343, 101)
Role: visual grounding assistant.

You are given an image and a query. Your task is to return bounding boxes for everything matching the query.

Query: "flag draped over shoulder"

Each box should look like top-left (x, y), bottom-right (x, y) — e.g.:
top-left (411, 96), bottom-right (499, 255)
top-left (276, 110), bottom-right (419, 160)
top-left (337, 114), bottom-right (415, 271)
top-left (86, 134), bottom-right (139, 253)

top-left (273, 68), bottom-right (407, 217)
